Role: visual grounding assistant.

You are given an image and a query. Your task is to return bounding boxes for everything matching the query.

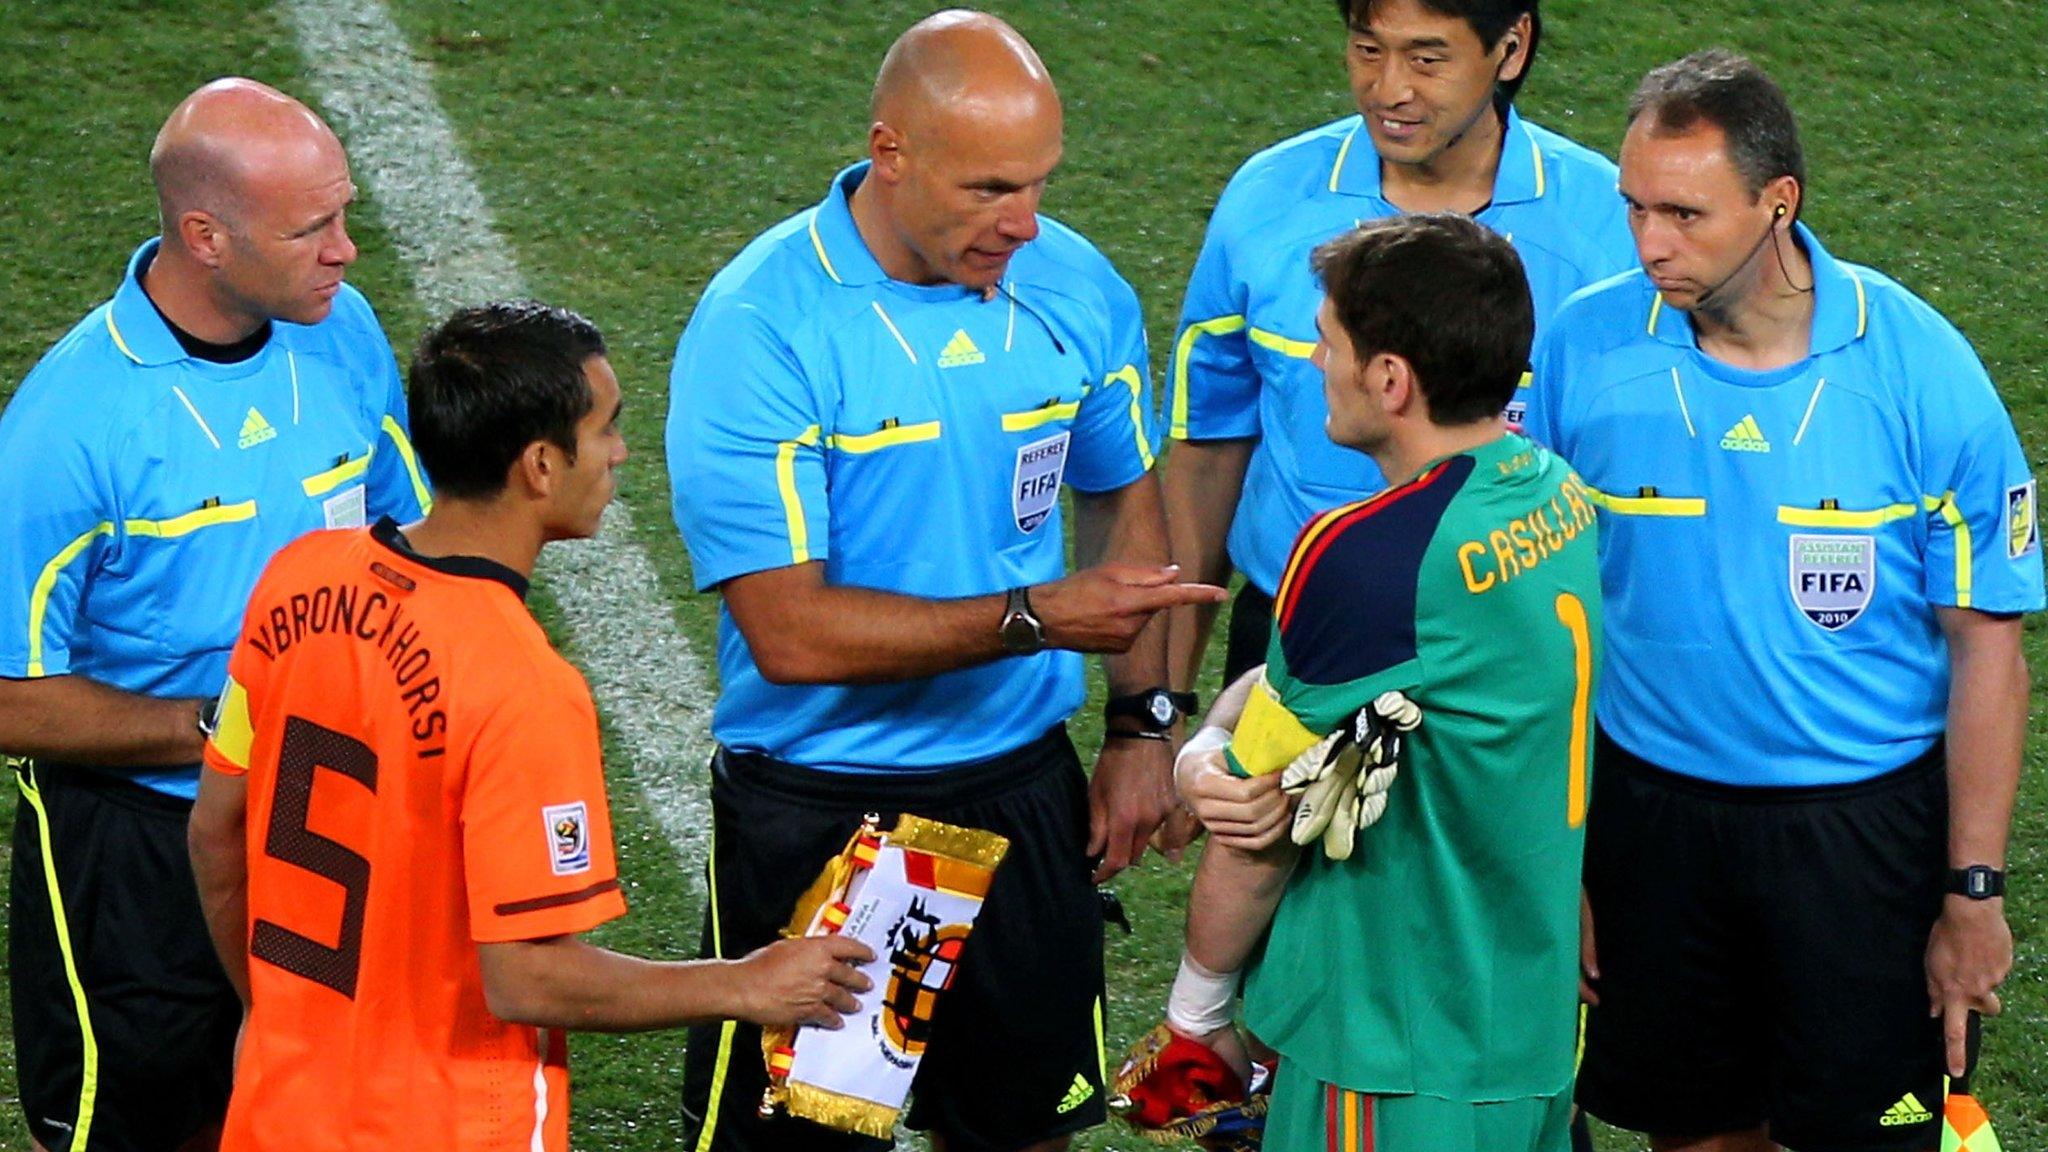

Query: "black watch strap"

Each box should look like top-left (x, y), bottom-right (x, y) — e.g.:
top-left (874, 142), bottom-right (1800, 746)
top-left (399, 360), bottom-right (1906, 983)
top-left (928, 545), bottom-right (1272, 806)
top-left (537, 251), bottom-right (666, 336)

top-left (1948, 866), bottom-right (2006, 900)
top-left (1104, 687), bottom-right (1185, 732)
top-left (1000, 586), bottom-right (1044, 655)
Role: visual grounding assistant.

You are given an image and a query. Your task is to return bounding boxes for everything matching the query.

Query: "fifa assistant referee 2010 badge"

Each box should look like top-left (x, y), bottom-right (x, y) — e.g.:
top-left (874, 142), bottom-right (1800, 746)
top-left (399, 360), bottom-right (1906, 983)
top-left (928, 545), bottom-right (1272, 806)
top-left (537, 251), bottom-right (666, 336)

top-left (759, 814), bottom-right (1011, 1137)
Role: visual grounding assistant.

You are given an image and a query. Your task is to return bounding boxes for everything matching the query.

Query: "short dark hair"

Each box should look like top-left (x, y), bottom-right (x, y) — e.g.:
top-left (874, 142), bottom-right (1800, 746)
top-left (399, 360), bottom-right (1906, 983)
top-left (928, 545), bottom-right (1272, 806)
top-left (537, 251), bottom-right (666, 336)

top-left (1627, 49), bottom-right (1805, 199)
top-left (1313, 213), bottom-right (1532, 426)
top-left (407, 300), bottom-right (606, 500)
top-left (1336, 0), bottom-right (1540, 106)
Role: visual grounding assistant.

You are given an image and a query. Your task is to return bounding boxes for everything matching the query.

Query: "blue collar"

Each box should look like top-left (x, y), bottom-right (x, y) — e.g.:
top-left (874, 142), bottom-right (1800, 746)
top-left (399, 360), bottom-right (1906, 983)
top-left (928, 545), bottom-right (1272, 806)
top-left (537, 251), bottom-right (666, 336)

top-left (1644, 223), bottom-right (1870, 356)
top-left (105, 239), bottom-right (193, 367)
top-left (805, 163), bottom-right (893, 288)
top-left (1330, 106), bottom-right (1547, 206)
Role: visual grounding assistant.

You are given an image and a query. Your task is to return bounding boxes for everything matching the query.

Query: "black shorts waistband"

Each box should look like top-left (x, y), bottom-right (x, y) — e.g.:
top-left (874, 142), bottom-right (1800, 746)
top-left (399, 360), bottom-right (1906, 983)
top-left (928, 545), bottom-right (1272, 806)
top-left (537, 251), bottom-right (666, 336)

top-left (1595, 729), bottom-right (1944, 805)
top-left (18, 760), bottom-right (197, 816)
top-left (715, 724), bottom-right (1076, 809)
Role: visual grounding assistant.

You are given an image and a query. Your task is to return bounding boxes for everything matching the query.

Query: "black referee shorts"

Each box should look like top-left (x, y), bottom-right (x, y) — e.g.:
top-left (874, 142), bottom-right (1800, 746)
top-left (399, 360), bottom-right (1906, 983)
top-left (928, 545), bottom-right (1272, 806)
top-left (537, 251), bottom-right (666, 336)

top-left (680, 727), bottom-right (1108, 1152)
top-left (9, 760), bottom-right (240, 1152)
top-left (1221, 582), bottom-right (1275, 688)
top-left (1576, 731), bottom-right (1947, 1152)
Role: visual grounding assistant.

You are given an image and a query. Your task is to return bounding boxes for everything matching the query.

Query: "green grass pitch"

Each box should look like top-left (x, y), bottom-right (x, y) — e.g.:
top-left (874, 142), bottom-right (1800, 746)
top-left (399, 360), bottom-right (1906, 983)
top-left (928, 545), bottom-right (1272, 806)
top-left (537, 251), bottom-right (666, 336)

top-left (2, 2), bottom-right (2045, 1149)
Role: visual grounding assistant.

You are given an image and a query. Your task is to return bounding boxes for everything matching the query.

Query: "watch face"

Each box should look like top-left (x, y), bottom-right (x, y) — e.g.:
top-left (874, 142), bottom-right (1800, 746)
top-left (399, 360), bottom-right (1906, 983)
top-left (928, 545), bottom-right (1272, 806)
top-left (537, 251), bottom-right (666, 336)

top-left (1951, 866), bottom-right (2004, 899)
top-left (1147, 693), bottom-right (1176, 727)
top-left (1001, 613), bottom-right (1041, 653)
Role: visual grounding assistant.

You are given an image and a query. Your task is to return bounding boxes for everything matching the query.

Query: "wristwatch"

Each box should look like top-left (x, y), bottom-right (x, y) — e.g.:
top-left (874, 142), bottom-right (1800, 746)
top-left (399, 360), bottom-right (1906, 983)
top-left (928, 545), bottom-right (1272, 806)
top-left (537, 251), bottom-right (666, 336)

top-left (1103, 688), bottom-right (1196, 733)
top-left (999, 586), bottom-right (1044, 655)
top-left (1947, 865), bottom-right (2006, 900)
top-left (197, 690), bottom-right (223, 738)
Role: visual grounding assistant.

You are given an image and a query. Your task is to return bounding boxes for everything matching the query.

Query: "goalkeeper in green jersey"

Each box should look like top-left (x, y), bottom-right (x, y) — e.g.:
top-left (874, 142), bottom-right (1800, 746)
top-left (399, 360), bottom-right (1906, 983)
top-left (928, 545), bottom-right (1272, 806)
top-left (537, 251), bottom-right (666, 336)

top-left (1143, 213), bottom-right (1603, 1152)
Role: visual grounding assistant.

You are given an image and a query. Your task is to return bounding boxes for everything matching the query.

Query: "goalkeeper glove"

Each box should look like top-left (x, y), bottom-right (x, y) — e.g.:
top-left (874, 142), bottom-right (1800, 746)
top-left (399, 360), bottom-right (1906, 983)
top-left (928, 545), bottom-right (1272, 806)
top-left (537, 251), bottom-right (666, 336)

top-left (1281, 691), bottom-right (1420, 860)
top-left (1111, 1023), bottom-right (1270, 1151)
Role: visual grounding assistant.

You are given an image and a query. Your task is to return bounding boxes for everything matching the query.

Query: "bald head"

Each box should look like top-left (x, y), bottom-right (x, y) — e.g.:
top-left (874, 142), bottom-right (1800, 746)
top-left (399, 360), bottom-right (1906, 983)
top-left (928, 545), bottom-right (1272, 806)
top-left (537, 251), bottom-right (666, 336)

top-left (854, 11), bottom-right (1063, 291)
top-left (871, 10), bottom-right (1058, 135)
top-left (150, 78), bottom-right (345, 235)
top-left (143, 78), bottom-right (359, 339)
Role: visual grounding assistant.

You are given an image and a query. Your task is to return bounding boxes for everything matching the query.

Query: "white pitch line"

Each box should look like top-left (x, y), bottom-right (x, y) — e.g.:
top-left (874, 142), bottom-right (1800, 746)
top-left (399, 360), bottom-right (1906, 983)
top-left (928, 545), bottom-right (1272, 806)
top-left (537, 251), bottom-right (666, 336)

top-left (280, 0), bottom-right (717, 878)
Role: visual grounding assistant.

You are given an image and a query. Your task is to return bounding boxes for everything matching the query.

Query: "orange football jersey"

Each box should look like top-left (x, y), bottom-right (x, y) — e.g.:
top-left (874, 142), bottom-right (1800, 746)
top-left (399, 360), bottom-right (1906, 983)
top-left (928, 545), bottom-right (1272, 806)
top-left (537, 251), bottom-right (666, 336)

top-left (204, 519), bottom-right (627, 1151)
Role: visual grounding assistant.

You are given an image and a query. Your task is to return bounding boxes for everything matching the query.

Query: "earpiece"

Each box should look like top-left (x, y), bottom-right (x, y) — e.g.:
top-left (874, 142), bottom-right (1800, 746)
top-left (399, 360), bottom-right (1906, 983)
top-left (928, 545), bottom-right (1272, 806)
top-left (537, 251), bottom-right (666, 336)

top-left (1774, 204), bottom-right (1788, 219)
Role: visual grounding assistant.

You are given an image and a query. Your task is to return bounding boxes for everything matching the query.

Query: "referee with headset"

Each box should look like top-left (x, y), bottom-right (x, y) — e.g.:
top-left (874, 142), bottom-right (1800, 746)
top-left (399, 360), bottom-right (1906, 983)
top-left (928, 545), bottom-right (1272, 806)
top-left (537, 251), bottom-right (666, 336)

top-left (1525, 51), bottom-right (2039, 1152)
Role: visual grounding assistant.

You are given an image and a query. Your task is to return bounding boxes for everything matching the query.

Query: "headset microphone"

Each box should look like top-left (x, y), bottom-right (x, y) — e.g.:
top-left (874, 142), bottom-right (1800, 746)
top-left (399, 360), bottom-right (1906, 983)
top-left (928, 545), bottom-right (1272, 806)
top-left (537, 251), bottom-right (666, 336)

top-left (1690, 208), bottom-right (1783, 311)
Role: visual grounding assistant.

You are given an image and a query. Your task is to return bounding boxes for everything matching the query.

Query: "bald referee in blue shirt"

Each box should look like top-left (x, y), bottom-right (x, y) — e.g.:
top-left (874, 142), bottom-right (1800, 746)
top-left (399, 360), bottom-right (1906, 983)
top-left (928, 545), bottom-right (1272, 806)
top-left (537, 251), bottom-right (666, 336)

top-left (667, 12), bottom-right (1222, 1152)
top-left (0, 80), bottom-right (427, 1151)
top-left (1525, 51), bottom-right (2039, 1152)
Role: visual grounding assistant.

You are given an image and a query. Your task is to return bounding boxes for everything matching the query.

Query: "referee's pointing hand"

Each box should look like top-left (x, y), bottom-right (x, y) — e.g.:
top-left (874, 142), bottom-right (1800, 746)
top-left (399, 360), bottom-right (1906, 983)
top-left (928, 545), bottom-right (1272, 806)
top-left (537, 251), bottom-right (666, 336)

top-left (1033, 563), bottom-right (1226, 654)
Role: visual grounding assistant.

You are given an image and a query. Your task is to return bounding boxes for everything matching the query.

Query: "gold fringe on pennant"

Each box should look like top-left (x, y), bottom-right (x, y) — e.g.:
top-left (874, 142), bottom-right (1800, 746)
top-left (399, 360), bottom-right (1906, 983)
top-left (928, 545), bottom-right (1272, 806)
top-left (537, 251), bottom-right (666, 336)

top-left (1110, 1024), bottom-right (1175, 1098)
top-left (783, 1080), bottom-right (903, 1140)
top-left (889, 813), bottom-right (1011, 870)
top-left (761, 814), bottom-right (1007, 1100)
top-left (781, 820), bottom-right (881, 940)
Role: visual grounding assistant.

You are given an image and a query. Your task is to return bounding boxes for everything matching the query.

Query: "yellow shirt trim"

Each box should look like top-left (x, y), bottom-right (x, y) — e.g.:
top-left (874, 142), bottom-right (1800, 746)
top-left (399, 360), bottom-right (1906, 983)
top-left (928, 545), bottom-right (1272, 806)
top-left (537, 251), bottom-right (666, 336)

top-left (777, 426), bottom-right (823, 564)
top-left (828, 421), bottom-right (941, 454)
top-left (380, 415), bottom-right (434, 514)
top-left (1104, 364), bottom-right (1155, 471)
top-left (300, 454), bottom-right (372, 497)
top-left (1001, 402), bottom-right (1081, 433)
top-left (1248, 327), bottom-right (1315, 359)
top-left (27, 501), bottom-right (258, 676)
top-left (1170, 315), bottom-right (1247, 440)
top-left (1584, 488), bottom-right (1706, 517)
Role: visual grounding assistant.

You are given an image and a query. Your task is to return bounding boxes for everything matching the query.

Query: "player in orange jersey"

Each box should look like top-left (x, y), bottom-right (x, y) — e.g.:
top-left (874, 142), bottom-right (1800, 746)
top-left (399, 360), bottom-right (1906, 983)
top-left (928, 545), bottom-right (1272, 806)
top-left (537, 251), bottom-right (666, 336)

top-left (187, 301), bottom-right (872, 1152)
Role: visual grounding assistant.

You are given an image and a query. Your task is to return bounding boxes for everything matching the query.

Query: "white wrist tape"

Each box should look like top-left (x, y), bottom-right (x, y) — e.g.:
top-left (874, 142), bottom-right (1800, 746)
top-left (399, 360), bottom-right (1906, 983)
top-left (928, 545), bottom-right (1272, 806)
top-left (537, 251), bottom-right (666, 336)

top-left (1173, 725), bottom-right (1234, 798)
top-left (1180, 725), bottom-right (1231, 762)
top-left (1165, 951), bottom-right (1239, 1037)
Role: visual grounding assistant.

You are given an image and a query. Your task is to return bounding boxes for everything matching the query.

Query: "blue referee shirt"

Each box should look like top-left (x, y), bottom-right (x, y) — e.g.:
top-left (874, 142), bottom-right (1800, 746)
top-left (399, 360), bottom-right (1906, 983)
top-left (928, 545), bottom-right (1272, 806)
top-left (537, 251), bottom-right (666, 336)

top-left (0, 240), bottom-right (431, 798)
top-left (1168, 108), bottom-right (1635, 596)
top-left (1524, 225), bottom-right (2045, 786)
top-left (669, 163), bottom-right (1157, 773)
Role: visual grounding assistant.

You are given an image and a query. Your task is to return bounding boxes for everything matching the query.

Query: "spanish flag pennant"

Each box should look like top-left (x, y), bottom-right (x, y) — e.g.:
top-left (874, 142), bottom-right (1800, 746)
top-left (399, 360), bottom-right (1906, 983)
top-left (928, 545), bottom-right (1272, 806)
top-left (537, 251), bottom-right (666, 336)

top-left (1942, 1013), bottom-right (2002, 1152)
top-left (759, 814), bottom-right (1010, 1138)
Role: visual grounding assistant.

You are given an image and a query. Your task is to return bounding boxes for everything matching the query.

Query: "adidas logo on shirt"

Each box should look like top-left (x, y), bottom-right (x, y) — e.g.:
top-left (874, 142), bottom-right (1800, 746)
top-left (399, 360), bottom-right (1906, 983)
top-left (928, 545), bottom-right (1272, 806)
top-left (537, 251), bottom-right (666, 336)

top-left (938, 329), bottom-right (986, 369)
top-left (238, 407), bottom-right (277, 449)
top-left (1878, 1092), bottom-right (1933, 1126)
top-left (1719, 414), bottom-right (1770, 453)
top-left (1055, 1073), bottom-right (1095, 1114)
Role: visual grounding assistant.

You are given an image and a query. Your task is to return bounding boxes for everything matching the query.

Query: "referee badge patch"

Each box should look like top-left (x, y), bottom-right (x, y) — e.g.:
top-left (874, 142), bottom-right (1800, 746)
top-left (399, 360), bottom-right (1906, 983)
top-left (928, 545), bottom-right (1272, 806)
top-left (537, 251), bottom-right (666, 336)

top-left (1789, 534), bottom-right (1874, 631)
top-left (544, 802), bottom-right (592, 875)
top-left (1013, 430), bottom-right (1069, 533)
top-left (2006, 480), bottom-right (2037, 559)
top-left (324, 484), bottom-right (367, 530)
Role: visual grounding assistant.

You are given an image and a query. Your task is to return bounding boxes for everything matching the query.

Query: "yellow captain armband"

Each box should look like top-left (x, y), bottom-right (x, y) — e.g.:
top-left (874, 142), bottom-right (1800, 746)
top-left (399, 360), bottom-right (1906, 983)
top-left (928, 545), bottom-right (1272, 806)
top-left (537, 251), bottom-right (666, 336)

top-left (205, 677), bottom-right (256, 772)
top-left (1222, 672), bottom-right (1320, 778)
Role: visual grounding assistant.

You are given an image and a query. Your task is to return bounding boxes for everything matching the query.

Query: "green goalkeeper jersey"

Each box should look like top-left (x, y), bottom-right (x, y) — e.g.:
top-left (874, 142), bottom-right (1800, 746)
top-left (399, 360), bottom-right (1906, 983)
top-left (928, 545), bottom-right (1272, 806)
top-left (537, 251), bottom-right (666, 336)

top-left (1232, 432), bottom-right (1602, 1102)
